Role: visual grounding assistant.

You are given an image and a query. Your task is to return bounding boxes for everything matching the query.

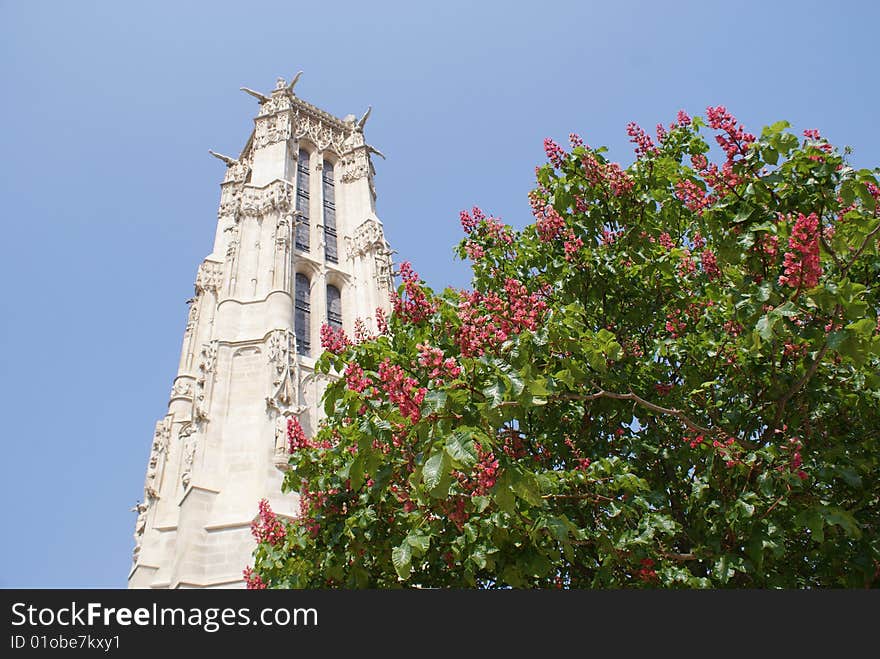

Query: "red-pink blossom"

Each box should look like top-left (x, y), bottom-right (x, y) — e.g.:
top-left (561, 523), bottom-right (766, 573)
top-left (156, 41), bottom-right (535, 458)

top-left (706, 105), bottom-right (755, 160)
top-left (320, 323), bottom-right (350, 354)
top-left (778, 213), bottom-right (822, 289)
top-left (251, 499), bottom-right (286, 546)
top-left (243, 566), bottom-right (267, 589)
top-left (626, 121), bottom-right (659, 158)
top-left (700, 249), bottom-right (721, 280)
top-left (544, 137), bottom-right (566, 168)
top-left (392, 261), bottom-right (437, 325)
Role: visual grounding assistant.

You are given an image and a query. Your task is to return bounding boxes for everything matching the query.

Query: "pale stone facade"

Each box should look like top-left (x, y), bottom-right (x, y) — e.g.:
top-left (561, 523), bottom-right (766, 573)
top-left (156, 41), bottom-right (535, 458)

top-left (129, 76), bottom-right (394, 588)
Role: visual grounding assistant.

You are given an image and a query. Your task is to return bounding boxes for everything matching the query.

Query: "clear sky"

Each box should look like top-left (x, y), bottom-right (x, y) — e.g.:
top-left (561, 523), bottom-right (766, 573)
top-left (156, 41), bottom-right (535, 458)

top-left (1, 1), bottom-right (877, 587)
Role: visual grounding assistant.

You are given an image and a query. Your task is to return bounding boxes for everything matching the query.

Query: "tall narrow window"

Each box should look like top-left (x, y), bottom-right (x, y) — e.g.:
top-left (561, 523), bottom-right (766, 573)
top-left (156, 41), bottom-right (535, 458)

top-left (322, 162), bottom-right (338, 263)
top-left (295, 149), bottom-right (310, 252)
top-left (326, 284), bottom-right (342, 330)
top-left (294, 273), bottom-right (311, 356)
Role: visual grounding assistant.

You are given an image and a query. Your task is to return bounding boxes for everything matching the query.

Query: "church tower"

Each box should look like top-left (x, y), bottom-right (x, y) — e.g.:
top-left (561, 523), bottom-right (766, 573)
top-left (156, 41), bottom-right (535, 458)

top-left (129, 75), bottom-right (394, 588)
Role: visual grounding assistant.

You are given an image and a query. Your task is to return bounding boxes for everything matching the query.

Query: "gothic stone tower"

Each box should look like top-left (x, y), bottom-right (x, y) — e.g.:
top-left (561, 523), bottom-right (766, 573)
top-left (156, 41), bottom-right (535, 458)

top-left (129, 75), bottom-right (394, 588)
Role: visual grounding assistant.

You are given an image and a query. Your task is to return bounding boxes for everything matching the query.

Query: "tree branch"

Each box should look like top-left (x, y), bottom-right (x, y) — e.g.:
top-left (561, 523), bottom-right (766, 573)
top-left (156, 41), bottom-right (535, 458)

top-left (555, 389), bottom-right (740, 442)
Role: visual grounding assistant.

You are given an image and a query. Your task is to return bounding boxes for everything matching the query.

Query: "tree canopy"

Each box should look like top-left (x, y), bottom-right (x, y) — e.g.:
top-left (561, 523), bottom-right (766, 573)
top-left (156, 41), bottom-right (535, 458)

top-left (249, 107), bottom-right (880, 588)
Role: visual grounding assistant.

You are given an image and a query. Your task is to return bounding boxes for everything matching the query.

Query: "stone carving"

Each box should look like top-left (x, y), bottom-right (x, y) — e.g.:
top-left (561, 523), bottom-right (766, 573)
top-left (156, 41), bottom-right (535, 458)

top-left (266, 329), bottom-right (299, 411)
top-left (254, 111), bottom-right (292, 149)
top-left (349, 219), bottom-right (385, 257)
top-left (196, 260), bottom-right (224, 294)
top-left (131, 501), bottom-right (149, 560)
top-left (193, 341), bottom-right (218, 422)
top-left (144, 416), bottom-right (172, 500)
top-left (275, 216), bottom-right (290, 248)
top-left (222, 160), bottom-right (250, 185)
top-left (274, 412), bottom-right (290, 466)
top-left (224, 225), bottom-right (240, 293)
top-left (184, 296), bottom-right (199, 335)
top-left (241, 86), bottom-right (271, 104)
top-left (179, 424), bottom-right (197, 489)
top-left (209, 150), bottom-right (238, 166)
top-left (170, 379), bottom-right (193, 399)
top-left (341, 147), bottom-right (371, 183)
top-left (219, 186), bottom-right (242, 217)
top-left (374, 248), bottom-right (394, 291)
top-left (240, 180), bottom-right (294, 217)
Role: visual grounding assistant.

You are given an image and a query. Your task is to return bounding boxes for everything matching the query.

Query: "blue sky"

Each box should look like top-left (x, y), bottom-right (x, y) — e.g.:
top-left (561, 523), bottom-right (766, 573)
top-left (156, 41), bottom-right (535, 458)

top-left (1, 1), bottom-right (877, 587)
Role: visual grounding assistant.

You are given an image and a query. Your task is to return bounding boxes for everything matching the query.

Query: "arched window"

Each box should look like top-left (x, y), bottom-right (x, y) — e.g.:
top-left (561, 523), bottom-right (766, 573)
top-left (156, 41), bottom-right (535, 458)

top-left (294, 273), bottom-right (311, 356)
top-left (295, 149), bottom-right (310, 252)
top-left (322, 162), bottom-right (338, 263)
top-left (326, 284), bottom-right (342, 329)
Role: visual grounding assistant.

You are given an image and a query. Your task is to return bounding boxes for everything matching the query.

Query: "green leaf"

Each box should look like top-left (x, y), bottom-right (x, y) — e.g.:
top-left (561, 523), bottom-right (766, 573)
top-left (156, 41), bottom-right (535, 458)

top-left (846, 317), bottom-right (876, 338)
top-left (482, 380), bottom-right (505, 407)
top-left (406, 531), bottom-right (431, 556)
top-left (799, 508), bottom-right (825, 543)
top-left (422, 450), bottom-right (451, 498)
top-left (422, 390), bottom-right (448, 415)
top-left (511, 469), bottom-right (544, 507)
top-left (391, 542), bottom-right (412, 580)
top-left (756, 313), bottom-right (778, 340)
top-left (446, 428), bottom-right (478, 468)
top-left (856, 182), bottom-right (877, 211)
top-left (349, 455), bottom-right (365, 491)
top-left (528, 377), bottom-right (550, 396)
top-left (544, 516), bottom-right (570, 543)
top-left (493, 472), bottom-right (516, 514)
top-left (821, 507), bottom-right (862, 539)
top-left (422, 452), bottom-right (444, 490)
top-left (840, 180), bottom-right (856, 206)
top-left (734, 499), bottom-right (755, 519)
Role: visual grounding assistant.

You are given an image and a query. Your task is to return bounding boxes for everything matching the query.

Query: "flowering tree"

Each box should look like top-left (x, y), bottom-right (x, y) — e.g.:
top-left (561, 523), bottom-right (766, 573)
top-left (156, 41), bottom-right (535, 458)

top-left (249, 108), bottom-right (880, 588)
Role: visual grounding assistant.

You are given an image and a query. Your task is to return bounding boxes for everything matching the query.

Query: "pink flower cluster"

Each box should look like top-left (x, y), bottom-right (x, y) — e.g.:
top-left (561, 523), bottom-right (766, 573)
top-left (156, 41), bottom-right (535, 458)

top-left (544, 137), bottom-right (566, 168)
top-left (656, 123), bottom-right (668, 144)
top-left (665, 311), bottom-right (688, 339)
top-left (781, 436), bottom-right (808, 480)
top-left (626, 121), bottom-right (659, 158)
top-left (287, 417), bottom-right (330, 451)
top-left (378, 358), bottom-right (427, 423)
top-left (353, 318), bottom-right (374, 343)
top-left (251, 499), bottom-right (286, 546)
top-left (577, 150), bottom-right (634, 197)
top-left (416, 343), bottom-right (461, 382)
top-left (392, 261), bottom-right (437, 325)
top-left (778, 212), bottom-right (822, 289)
top-left (468, 443), bottom-right (499, 495)
top-left (564, 437), bottom-right (591, 471)
top-left (287, 417), bottom-right (310, 452)
top-left (675, 178), bottom-right (710, 213)
top-left (676, 110), bottom-right (692, 127)
top-left (375, 307), bottom-right (388, 334)
top-left (459, 207), bottom-right (513, 246)
top-left (344, 362), bottom-right (371, 394)
top-left (658, 232), bottom-right (675, 250)
top-left (700, 249), bottom-right (721, 280)
top-left (563, 230), bottom-right (584, 261)
top-left (298, 485), bottom-right (329, 537)
top-left (706, 105), bottom-right (755, 160)
top-left (534, 202), bottom-right (566, 241)
top-left (457, 279), bottom-right (547, 357)
top-left (243, 566), bottom-right (267, 589)
top-left (320, 323), bottom-right (350, 354)
top-left (636, 558), bottom-right (658, 583)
